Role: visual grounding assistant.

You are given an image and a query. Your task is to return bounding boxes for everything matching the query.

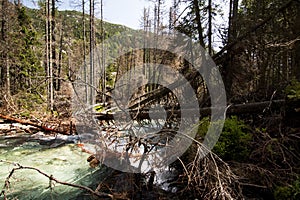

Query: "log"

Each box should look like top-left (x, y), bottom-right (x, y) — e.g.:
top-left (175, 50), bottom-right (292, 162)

top-left (95, 100), bottom-right (285, 121)
top-left (0, 114), bottom-right (71, 135)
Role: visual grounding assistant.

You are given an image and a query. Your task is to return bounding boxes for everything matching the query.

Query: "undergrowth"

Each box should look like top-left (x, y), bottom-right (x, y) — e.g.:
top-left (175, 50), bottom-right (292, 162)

top-left (197, 116), bottom-right (252, 161)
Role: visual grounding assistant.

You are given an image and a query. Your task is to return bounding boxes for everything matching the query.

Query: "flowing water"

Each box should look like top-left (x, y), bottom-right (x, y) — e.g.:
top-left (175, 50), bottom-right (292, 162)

top-left (0, 132), bottom-right (110, 200)
top-left (0, 122), bottom-right (178, 199)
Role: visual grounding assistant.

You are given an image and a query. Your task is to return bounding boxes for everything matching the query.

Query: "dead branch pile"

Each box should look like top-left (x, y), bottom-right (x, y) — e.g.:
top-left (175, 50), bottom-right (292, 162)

top-left (178, 145), bottom-right (243, 200)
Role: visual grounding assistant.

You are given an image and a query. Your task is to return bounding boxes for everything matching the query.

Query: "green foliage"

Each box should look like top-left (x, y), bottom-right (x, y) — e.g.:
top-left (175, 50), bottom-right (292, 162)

top-left (17, 7), bottom-right (31, 27)
top-left (285, 79), bottom-right (300, 100)
top-left (15, 92), bottom-right (44, 111)
top-left (275, 177), bottom-right (300, 200)
top-left (198, 116), bottom-right (252, 161)
top-left (18, 26), bottom-right (40, 79)
top-left (58, 10), bottom-right (131, 41)
top-left (9, 4), bottom-right (44, 93)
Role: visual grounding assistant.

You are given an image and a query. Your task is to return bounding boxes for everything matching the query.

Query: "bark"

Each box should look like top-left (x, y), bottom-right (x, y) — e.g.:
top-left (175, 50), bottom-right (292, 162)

top-left (0, 0), bottom-right (6, 41)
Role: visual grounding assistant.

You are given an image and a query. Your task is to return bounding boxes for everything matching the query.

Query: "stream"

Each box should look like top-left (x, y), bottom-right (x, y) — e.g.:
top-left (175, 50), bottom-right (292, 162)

top-left (0, 122), bottom-right (111, 199)
top-left (0, 122), bottom-right (178, 199)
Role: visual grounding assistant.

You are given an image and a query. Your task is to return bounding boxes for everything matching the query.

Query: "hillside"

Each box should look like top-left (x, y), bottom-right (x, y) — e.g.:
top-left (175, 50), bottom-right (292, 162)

top-left (0, 3), bottom-right (134, 115)
top-left (25, 7), bottom-right (132, 40)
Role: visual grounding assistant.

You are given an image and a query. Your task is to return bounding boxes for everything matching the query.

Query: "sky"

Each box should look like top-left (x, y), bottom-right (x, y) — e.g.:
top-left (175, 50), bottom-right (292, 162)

top-left (22, 0), bottom-right (173, 29)
top-left (22, 0), bottom-right (228, 49)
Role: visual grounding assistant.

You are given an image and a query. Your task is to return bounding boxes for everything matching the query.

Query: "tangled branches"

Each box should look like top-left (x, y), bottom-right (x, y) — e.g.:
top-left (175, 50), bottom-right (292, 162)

top-left (178, 144), bottom-right (243, 200)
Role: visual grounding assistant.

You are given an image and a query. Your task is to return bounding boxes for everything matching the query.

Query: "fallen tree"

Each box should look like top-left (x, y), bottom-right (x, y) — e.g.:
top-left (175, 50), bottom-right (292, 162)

top-left (0, 114), bottom-right (72, 135)
top-left (95, 99), bottom-right (286, 121)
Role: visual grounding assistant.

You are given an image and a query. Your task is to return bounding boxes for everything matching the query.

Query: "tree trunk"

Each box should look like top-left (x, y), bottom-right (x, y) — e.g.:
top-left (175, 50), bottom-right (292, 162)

top-left (225, 0), bottom-right (238, 99)
top-left (51, 0), bottom-right (59, 91)
top-left (82, 0), bottom-right (88, 103)
top-left (100, 0), bottom-right (106, 104)
top-left (89, 0), bottom-right (95, 105)
top-left (58, 20), bottom-right (63, 91)
top-left (192, 0), bottom-right (205, 47)
top-left (208, 0), bottom-right (212, 55)
top-left (95, 100), bottom-right (286, 121)
top-left (46, 0), bottom-right (54, 111)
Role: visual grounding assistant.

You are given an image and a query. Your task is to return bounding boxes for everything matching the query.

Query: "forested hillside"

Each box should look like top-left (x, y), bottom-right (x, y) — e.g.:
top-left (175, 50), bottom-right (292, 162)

top-left (0, 1), bottom-right (130, 115)
top-left (0, 0), bottom-right (300, 200)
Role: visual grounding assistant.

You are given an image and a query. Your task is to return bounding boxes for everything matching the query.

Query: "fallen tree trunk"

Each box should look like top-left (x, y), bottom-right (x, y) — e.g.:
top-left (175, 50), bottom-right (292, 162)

top-left (95, 100), bottom-right (286, 121)
top-left (0, 114), bottom-right (71, 135)
top-left (0, 100), bottom-right (287, 133)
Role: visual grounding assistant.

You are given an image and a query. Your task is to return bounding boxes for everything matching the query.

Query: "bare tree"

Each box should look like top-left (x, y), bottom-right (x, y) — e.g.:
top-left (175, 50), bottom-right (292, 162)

top-left (45, 0), bottom-right (54, 111)
top-left (100, 0), bottom-right (106, 104)
top-left (89, 0), bottom-right (95, 105)
top-left (81, 0), bottom-right (88, 103)
top-left (208, 0), bottom-right (212, 55)
top-left (192, 0), bottom-right (205, 47)
top-left (224, 0), bottom-right (239, 98)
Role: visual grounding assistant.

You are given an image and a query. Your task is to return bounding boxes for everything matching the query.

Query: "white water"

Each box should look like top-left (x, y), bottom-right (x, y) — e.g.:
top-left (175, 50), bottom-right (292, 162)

top-left (0, 137), bottom-right (105, 199)
top-left (0, 121), bottom-right (179, 199)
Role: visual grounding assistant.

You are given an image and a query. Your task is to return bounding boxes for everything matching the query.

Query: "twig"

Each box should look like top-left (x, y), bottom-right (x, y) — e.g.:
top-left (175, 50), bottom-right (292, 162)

top-left (177, 156), bottom-right (191, 183)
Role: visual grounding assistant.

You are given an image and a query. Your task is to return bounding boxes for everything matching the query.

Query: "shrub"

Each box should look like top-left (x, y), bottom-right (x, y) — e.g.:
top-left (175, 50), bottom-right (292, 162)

top-left (285, 79), bottom-right (300, 100)
top-left (198, 116), bottom-right (252, 161)
top-left (274, 177), bottom-right (300, 200)
top-left (15, 92), bottom-right (44, 111)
